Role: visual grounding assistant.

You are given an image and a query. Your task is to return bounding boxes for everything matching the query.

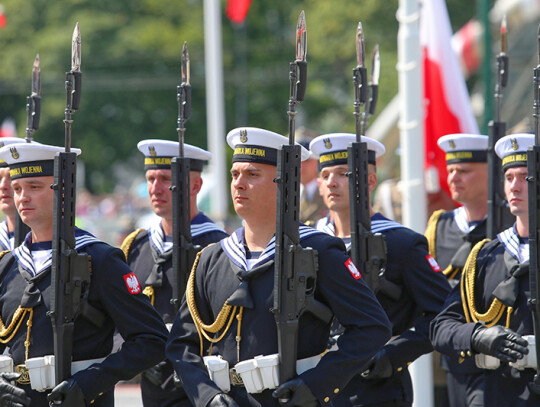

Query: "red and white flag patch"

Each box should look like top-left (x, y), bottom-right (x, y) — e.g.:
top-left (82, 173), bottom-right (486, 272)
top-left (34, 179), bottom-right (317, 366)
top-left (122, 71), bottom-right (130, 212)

top-left (345, 258), bottom-right (361, 280)
top-left (124, 273), bottom-right (141, 294)
top-left (426, 255), bottom-right (441, 272)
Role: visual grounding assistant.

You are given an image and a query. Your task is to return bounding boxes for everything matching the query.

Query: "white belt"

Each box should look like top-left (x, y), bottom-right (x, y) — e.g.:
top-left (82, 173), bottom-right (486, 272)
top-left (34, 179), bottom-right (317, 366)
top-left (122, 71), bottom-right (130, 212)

top-left (0, 355), bottom-right (106, 392)
top-left (204, 353), bottom-right (321, 394)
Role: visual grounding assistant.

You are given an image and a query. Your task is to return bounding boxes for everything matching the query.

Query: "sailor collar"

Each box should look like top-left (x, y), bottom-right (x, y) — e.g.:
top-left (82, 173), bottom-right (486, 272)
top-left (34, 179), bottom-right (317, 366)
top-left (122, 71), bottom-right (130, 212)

top-left (497, 225), bottom-right (529, 264)
top-left (315, 212), bottom-right (405, 249)
top-left (221, 225), bottom-right (323, 271)
top-left (453, 206), bottom-right (486, 234)
top-left (149, 213), bottom-right (226, 255)
top-left (12, 228), bottom-right (101, 277)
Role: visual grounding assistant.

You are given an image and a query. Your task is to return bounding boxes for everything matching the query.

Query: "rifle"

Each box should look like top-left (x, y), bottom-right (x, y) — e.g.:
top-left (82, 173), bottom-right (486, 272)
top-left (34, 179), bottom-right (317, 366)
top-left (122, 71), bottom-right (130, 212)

top-left (273, 10), bottom-right (319, 386)
top-left (348, 23), bottom-right (400, 300)
top-left (49, 22), bottom-right (91, 389)
top-left (170, 42), bottom-right (200, 312)
top-left (527, 22), bottom-right (540, 396)
top-left (14, 55), bottom-right (41, 246)
top-left (487, 16), bottom-right (513, 240)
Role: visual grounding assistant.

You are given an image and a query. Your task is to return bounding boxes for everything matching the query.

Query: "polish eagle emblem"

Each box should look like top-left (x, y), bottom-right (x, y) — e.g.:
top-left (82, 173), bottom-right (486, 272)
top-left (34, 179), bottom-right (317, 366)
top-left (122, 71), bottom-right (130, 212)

top-left (148, 146), bottom-right (157, 157)
top-left (323, 138), bottom-right (332, 149)
top-left (10, 147), bottom-right (19, 159)
top-left (123, 273), bottom-right (141, 294)
top-left (449, 140), bottom-right (456, 149)
top-left (240, 129), bottom-right (248, 143)
top-left (511, 138), bottom-right (519, 151)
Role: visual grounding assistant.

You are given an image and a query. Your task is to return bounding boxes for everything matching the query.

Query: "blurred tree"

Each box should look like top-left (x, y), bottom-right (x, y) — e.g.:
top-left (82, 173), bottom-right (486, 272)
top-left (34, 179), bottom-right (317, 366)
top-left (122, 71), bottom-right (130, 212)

top-left (0, 0), bottom-right (477, 193)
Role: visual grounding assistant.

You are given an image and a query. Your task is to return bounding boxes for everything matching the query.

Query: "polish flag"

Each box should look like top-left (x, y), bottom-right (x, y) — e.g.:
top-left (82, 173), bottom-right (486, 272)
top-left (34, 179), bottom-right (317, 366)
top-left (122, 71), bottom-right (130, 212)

top-left (226, 0), bottom-right (252, 25)
top-left (0, 4), bottom-right (6, 29)
top-left (0, 118), bottom-right (16, 138)
top-left (420, 0), bottom-right (479, 197)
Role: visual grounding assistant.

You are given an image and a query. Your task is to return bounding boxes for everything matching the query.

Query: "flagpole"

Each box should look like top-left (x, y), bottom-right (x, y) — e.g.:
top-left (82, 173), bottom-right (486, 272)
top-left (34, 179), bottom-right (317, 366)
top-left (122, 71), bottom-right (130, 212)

top-left (397, 1), bottom-right (433, 407)
top-left (203, 0), bottom-right (228, 222)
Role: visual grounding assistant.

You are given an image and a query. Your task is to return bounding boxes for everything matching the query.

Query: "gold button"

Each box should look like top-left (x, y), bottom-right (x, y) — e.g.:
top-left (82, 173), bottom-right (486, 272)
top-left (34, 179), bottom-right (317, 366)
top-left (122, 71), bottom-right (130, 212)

top-left (99, 392), bottom-right (103, 396)
top-left (397, 366), bottom-right (403, 372)
top-left (407, 361), bottom-right (412, 365)
top-left (334, 388), bottom-right (339, 394)
top-left (324, 397), bottom-right (330, 403)
top-left (90, 401), bottom-right (95, 405)
top-left (467, 350), bottom-right (472, 357)
top-left (460, 351), bottom-right (465, 357)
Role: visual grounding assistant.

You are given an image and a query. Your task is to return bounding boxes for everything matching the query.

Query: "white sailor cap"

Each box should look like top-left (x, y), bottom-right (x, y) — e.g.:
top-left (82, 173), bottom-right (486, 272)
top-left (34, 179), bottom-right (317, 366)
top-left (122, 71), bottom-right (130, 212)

top-left (0, 143), bottom-right (81, 180)
top-left (309, 133), bottom-right (385, 169)
top-left (437, 134), bottom-right (488, 164)
top-left (0, 137), bottom-right (35, 168)
top-left (495, 133), bottom-right (535, 171)
top-left (137, 139), bottom-right (212, 172)
top-left (226, 127), bottom-right (310, 165)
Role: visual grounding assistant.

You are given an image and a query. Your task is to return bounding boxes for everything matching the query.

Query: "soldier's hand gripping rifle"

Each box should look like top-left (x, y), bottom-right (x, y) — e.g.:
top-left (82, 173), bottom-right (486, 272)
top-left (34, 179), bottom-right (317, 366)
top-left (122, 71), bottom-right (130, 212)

top-left (487, 16), bottom-right (513, 239)
top-left (273, 11), bottom-right (321, 387)
top-left (14, 55), bottom-right (41, 246)
top-left (49, 22), bottom-right (91, 393)
top-left (527, 22), bottom-right (540, 396)
top-left (170, 42), bottom-right (201, 312)
top-left (348, 23), bottom-right (400, 301)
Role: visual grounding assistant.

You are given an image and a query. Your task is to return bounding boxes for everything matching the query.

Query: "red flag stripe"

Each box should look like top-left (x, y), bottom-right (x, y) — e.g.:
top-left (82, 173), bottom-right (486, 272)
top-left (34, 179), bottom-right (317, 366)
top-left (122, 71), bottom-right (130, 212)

top-left (226, 0), bottom-right (252, 25)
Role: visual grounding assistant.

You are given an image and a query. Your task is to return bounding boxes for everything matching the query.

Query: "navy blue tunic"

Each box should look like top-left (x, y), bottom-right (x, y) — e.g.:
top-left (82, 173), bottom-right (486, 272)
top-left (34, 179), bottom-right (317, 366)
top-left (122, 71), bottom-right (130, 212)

top-left (166, 227), bottom-right (392, 407)
top-left (431, 236), bottom-right (540, 406)
top-left (0, 237), bottom-right (168, 407)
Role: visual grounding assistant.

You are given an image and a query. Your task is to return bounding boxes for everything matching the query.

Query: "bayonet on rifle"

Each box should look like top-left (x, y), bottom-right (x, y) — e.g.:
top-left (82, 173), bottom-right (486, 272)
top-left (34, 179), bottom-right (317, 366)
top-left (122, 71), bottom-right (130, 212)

top-left (487, 16), bottom-right (513, 240)
top-left (16, 55), bottom-right (42, 246)
top-left (50, 21), bottom-right (90, 390)
top-left (170, 41), bottom-right (199, 312)
top-left (528, 22), bottom-right (540, 395)
top-left (349, 22), bottom-right (399, 301)
top-left (274, 10), bottom-right (323, 389)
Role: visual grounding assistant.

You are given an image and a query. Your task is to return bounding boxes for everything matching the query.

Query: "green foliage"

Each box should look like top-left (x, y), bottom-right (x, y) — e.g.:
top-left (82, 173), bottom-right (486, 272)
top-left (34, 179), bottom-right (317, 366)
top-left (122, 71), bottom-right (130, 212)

top-left (0, 0), bottom-right (476, 192)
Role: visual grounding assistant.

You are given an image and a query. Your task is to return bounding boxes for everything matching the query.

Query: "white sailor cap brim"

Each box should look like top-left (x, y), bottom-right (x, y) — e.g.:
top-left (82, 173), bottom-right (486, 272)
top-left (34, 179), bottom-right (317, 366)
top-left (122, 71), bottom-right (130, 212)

top-left (137, 139), bottom-right (212, 171)
top-left (0, 138), bottom-right (39, 168)
top-left (495, 133), bottom-right (535, 171)
top-left (309, 133), bottom-right (385, 169)
top-left (0, 143), bottom-right (81, 180)
top-left (227, 127), bottom-right (310, 165)
top-left (437, 134), bottom-right (488, 164)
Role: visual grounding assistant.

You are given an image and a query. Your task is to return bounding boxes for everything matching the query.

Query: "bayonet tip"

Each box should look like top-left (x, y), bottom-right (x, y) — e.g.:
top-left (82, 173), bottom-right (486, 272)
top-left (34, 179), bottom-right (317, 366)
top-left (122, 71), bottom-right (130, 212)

top-left (371, 44), bottom-right (380, 86)
top-left (295, 10), bottom-right (307, 62)
top-left (181, 41), bottom-right (190, 86)
top-left (356, 21), bottom-right (365, 67)
top-left (501, 15), bottom-right (507, 54)
top-left (71, 22), bottom-right (81, 72)
top-left (32, 54), bottom-right (41, 96)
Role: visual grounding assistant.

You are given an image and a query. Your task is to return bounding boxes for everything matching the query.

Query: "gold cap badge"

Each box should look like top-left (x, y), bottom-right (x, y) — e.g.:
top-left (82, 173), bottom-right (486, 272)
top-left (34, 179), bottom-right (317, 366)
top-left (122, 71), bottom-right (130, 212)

top-left (240, 129), bottom-right (248, 143)
top-left (148, 146), bottom-right (157, 157)
top-left (511, 138), bottom-right (519, 151)
top-left (10, 147), bottom-right (19, 160)
top-left (323, 138), bottom-right (333, 149)
top-left (449, 140), bottom-right (456, 149)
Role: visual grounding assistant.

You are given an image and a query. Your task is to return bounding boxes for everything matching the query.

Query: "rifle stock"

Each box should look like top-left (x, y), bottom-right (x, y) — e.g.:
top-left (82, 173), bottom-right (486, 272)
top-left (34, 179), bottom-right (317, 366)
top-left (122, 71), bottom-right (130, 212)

top-left (50, 151), bottom-right (90, 386)
top-left (527, 23), bottom-right (540, 394)
top-left (487, 120), bottom-right (513, 239)
top-left (348, 142), bottom-right (399, 300)
top-left (170, 157), bottom-right (200, 311)
top-left (274, 144), bottom-right (318, 384)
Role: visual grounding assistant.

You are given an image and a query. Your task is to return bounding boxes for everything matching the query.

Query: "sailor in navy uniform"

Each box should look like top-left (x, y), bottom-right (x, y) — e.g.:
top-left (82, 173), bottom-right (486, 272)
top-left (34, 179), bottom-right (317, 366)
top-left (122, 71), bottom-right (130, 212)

top-left (166, 127), bottom-right (392, 407)
top-left (121, 139), bottom-right (228, 407)
top-left (431, 133), bottom-right (539, 407)
top-left (424, 134), bottom-right (490, 407)
top-left (0, 143), bottom-right (168, 407)
top-left (0, 137), bottom-right (36, 251)
top-left (310, 133), bottom-right (451, 407)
